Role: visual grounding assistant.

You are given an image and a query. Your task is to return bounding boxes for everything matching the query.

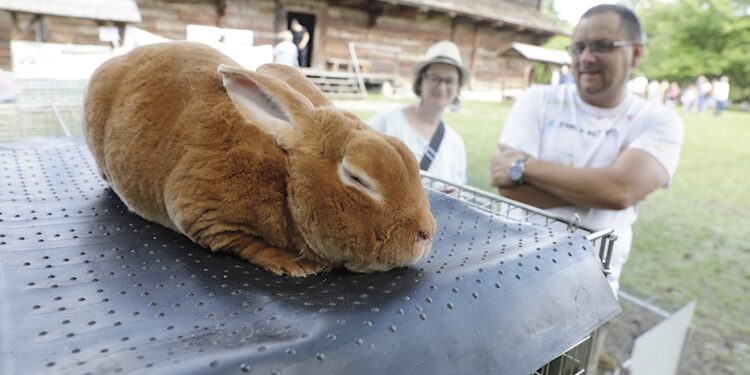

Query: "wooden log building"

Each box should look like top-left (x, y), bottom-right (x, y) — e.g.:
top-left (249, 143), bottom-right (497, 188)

top-left (0, 0), bottom-right (564, 93)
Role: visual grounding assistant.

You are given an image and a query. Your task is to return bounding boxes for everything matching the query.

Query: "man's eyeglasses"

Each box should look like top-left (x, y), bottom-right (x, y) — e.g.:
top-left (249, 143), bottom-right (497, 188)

top-left (423, 73), bottom-right (459, 87)
top-left (567, 40), bottom-right (637, 56)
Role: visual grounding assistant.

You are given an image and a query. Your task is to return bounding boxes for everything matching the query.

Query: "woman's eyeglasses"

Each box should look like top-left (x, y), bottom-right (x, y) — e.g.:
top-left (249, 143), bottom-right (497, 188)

top-left (567, 40), bottom-right (637, 56)
top-left (423, 73), bottom-right (459, 87)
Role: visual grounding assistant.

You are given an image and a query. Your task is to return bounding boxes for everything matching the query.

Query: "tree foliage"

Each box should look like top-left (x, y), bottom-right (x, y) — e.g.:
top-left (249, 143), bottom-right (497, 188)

top-left (634, 0), bottom-right (750, 100)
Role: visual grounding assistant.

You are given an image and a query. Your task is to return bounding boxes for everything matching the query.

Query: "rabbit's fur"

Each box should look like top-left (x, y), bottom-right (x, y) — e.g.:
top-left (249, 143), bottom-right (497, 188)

top-left (84, 41), bottom-right (436, 276)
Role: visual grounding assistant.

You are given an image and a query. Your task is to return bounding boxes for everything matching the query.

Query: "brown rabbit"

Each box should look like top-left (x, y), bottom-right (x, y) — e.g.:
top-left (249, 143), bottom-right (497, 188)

top-left (84, 41), bottom-right (436, 277)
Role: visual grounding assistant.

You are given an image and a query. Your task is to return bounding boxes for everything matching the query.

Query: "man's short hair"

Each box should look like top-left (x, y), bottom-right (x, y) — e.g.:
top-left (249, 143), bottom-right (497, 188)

top-left (581, 4), bottom-right (643, 42)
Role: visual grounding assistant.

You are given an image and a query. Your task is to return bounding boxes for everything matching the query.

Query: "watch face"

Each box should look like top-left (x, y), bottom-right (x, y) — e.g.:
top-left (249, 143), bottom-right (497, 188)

top-left (509, 165), bottom-right (522, 182)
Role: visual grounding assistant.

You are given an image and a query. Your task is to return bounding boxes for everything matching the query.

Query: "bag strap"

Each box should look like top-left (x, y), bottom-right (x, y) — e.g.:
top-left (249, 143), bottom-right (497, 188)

top-left (419, 121), bottom-right (446, 171)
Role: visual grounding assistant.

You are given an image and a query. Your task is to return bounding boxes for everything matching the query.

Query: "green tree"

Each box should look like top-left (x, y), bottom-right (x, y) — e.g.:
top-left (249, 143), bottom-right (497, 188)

top-left (540, 0), bottom-right (573, 30)
top-left (635, 0), bottom-right (750, 100)
top-left (539, 0), bottom-right (572, 52)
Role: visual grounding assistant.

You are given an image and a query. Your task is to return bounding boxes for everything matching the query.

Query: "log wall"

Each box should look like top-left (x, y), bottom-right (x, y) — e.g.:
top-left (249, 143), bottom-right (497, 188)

top-left (0, 0), bottom-right (553, 91)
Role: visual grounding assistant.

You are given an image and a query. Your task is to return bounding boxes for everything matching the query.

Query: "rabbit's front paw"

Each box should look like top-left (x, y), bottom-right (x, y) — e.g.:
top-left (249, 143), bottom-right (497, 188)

top-left (234, 240), bottom-right (326, 277)
top-left (270, 256), bottom-right (327, 277)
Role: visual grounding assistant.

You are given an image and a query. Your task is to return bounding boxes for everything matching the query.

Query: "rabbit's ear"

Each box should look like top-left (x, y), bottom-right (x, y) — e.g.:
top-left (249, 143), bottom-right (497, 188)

top-left (218, 64), bottom-right (314, 147)
top-left (257, 63), bottom-right (333, 108)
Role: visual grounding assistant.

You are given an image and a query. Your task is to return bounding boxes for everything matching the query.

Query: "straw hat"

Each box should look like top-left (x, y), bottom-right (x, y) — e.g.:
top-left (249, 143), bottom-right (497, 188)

top-left (411, 40), bottom-right (471, 82)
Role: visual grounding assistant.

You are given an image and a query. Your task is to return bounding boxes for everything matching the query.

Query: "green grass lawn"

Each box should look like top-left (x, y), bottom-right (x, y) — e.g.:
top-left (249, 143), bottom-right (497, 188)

top-left (348, 98), bottom-right (750, 375)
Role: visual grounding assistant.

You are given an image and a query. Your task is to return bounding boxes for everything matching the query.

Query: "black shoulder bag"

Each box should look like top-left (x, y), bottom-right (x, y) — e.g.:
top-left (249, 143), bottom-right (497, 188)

top-left (419, 121), bottom-right (446, 171)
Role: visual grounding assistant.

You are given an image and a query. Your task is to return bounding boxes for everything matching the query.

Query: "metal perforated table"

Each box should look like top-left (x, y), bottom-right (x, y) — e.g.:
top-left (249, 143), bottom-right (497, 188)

top-left (0, 138), bottom-right (620, 375)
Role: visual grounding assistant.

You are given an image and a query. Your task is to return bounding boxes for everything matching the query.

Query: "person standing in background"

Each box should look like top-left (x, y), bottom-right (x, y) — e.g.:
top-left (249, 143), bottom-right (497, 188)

top-left (658, 80), bottom-right (670, 105)
top-left (697, 76), bottom-right (712, 113)
top-left (551, 66), bottom-right (561, 85)
top-left (273, 31), bottom-right (299, 67)
top-left (665, 82), bottom-right (680, 107)
top-left (682, 84), bottom-right (698, 112)
top-left (559, 65), bottom-right (574, 84)
top-left (290, 18), bottom-right (310, 68)
top-left (646, 79), bottom-right (661, 103)
top-left (713, 76), bottom-right (730, 116)
top-left (629, 75), bottom-right (647, 98)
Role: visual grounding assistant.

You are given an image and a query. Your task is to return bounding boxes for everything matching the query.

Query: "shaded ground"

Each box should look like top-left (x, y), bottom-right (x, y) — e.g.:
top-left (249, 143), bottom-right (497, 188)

top-left (597, 291), bottom-right (688, 375)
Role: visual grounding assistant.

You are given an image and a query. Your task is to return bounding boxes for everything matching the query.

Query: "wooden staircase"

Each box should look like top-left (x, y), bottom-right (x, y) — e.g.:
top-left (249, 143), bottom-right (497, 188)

top-left (302, 69), bottom-right (366, 98)
top-left (303, 42), bottom-right (402, 99)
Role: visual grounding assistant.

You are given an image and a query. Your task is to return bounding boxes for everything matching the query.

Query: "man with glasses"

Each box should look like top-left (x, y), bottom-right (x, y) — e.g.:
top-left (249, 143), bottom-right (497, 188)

top-left (490, 4), bottom-right (684, 294)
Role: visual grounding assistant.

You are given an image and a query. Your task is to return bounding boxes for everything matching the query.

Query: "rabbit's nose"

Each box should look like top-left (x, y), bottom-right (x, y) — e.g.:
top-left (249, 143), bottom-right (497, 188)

top-left (417, 230), bottom-right (432, 241)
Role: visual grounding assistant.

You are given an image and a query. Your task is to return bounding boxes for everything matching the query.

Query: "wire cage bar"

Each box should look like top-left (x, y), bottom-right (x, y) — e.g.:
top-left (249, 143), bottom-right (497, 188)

top-left (421, 174), bottom-right (616, 375)
top-left (0, 78), bottom-right (87, 141)
top-left (533, 334), bottom-right (596, 375)
top-left (420, 174), bottom-right (617, 276)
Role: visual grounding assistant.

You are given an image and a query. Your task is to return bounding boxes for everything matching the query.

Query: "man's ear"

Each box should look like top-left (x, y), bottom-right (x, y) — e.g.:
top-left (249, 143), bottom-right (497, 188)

top-left (631, 43), bottom-right (644, 68)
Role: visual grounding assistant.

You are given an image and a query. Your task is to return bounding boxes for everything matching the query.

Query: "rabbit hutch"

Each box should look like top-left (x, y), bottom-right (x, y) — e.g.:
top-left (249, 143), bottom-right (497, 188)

top-left (0, 137), bottom-right (620, 374)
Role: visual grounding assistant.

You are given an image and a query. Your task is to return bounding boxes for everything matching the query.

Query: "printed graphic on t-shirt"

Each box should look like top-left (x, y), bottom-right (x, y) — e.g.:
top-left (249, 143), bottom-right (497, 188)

top-left (541, 118), bottom-right (621, 167)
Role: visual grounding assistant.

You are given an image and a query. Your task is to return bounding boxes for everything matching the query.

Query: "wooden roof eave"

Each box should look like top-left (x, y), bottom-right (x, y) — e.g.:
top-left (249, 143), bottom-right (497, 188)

top-left (0, 0), bottom-right (142, 24)
top-left (3, 10), bottom-right (139, 25)
top-left (375, 0), bottom-right (566, 36)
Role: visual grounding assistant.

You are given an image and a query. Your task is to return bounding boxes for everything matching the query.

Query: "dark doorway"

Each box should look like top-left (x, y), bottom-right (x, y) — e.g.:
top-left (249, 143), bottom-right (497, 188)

top-left (287, 12), bottom-right (316, 68)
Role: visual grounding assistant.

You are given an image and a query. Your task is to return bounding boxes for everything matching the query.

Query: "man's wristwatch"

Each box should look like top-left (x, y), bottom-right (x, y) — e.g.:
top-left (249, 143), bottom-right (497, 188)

top-left (508, 155), bottom-right (528, 185)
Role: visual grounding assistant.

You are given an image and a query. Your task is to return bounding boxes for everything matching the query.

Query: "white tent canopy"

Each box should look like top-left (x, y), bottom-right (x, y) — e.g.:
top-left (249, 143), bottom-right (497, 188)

top-left (508, 42), bottom-right (571, 66)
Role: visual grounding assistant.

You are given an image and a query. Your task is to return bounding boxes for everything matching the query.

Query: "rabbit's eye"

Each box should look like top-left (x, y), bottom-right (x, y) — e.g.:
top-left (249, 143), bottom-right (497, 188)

top-left (346, 171), bottom-right (370, 190)
top-left (338, 162), bottom-right (383, 202)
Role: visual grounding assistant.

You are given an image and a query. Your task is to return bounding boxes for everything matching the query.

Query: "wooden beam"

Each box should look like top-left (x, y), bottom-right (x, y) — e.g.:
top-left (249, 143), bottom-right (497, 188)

top-left (9, 12), bottom-right (42, 38)
top-left (523, 63), bottom-right (534, 88)
top-left (330, 0), bottom-right (368, 6)
top-left (215, 0), bottom-right (226, 28)
top-left (116, 22), bottom-right (126, 47)
top-left (469, 22), bottom-right (479, 89)
top-left (273, 0), bottom-right (285, 33)
top-left (366, 1), bottom-right (385, 28)
top-left (317, 4), bottom-right (329, 69)
top-left (10, 12), bottom-right (20, 39)
top-left (450, 17), bottom-right (458, 41)
top-left (33, 14), bottom-right (44, 42)
top-left (385, 5), bottom-right (418, 19)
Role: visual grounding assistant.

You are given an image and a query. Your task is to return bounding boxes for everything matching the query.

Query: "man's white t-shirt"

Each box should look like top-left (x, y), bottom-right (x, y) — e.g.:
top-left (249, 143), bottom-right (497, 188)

top-left (499, 84), bottom-right (684, 291)
top-left (368, 108), bottom-right (467, 185)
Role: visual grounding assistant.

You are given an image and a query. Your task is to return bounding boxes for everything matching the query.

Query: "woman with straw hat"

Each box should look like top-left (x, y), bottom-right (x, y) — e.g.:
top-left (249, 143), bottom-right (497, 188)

top-left (368, 40), bottom-right (470, 185)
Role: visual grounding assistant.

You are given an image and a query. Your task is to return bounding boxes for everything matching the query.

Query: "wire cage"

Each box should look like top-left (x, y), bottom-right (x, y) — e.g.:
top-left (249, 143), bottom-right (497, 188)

top-left (534, 335), bottom-right (595, 375)
top-left (0, 79), bottom-right (86, 141)
top-left (421, 174), bottom-right (619, 375)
